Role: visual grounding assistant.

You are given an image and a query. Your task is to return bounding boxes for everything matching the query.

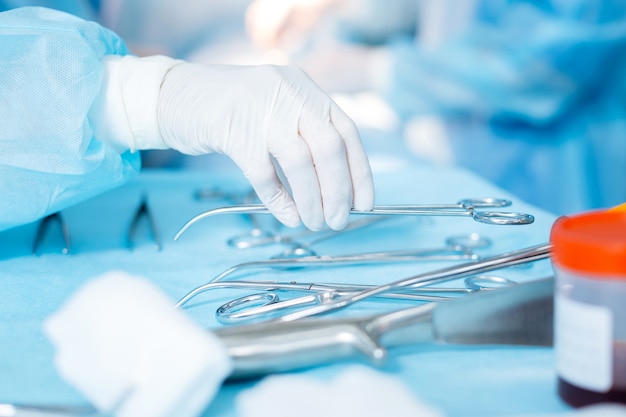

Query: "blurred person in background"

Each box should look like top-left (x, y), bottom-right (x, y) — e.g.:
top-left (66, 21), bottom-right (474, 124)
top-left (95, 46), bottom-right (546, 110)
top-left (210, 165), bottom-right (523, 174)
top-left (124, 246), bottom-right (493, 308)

top-left (247, 0), bottom-right (626, 216)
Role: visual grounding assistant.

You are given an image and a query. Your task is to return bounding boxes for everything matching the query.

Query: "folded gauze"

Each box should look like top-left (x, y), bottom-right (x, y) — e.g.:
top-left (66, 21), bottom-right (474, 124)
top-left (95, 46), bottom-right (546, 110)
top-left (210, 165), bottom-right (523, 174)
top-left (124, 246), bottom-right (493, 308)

top-left (44, 270), bottom-right (232, 417)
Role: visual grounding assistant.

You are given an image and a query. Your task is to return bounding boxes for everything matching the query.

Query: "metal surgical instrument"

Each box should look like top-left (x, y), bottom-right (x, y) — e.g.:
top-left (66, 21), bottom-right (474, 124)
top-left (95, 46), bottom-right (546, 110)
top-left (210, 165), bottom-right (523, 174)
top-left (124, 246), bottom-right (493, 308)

top-left (214, 275), bottom-right (517, 324)
top-left (272, 231), bottom-right (491, 260)
top-left (175, 234), bottom-right (493, 307)
top-left (32, 212), bottom-right (71, 255)
top-left (196, 187), bottom-right (283, 249)
top-left (238, 243), bottom-right (552, 323)
top-left (127, 196), bottom-right (161, 251)
top-left (0, 403), bottom-right (99, 416)
top-left (227, 215), bottom-right (389, 252)
top-left (174, 198), bottom-right (535, 240)
top-left (177, 276), bottom-right (503, 310)
top-left (214, 276), bottom-right (554, 380)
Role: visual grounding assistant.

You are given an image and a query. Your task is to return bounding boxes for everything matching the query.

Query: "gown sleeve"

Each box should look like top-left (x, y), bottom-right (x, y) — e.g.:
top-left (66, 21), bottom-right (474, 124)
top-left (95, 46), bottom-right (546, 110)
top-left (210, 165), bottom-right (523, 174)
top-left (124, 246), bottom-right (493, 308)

top-left (0, 6), bottom-right (141, 231)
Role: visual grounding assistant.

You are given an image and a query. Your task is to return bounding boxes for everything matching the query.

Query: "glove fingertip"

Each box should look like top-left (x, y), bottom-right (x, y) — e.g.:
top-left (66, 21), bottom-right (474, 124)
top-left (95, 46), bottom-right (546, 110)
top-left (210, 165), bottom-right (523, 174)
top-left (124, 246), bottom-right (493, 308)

top-left (327, 212), bottom-right (350, 231)
top-left (352, 193), bottom-right (375, 212)
top-left (268, 204), bottom-right (302, 229)
top-left (279, 214), bottom-right (302, 229)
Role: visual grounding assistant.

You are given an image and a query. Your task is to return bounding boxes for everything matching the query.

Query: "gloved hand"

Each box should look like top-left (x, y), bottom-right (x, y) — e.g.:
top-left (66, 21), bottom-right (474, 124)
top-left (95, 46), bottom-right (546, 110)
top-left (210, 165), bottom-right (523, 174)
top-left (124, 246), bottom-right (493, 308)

top-left (91, 56), bottom-right (374, 231)
top-left (157, 63), bottom-right (374, 231)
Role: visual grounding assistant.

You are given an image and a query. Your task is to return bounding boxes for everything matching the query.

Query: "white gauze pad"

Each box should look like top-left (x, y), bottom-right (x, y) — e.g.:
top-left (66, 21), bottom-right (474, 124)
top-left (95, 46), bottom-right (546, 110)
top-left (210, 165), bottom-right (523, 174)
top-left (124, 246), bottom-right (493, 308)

top-left (44, 270), bottom-right (232, 417)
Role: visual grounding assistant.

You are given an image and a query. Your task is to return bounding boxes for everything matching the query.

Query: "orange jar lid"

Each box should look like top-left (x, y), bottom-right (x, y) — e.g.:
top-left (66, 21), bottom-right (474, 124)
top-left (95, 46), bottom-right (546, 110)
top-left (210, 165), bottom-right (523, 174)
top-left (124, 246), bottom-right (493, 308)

top-left (550, 210), bottom-right (626, 277)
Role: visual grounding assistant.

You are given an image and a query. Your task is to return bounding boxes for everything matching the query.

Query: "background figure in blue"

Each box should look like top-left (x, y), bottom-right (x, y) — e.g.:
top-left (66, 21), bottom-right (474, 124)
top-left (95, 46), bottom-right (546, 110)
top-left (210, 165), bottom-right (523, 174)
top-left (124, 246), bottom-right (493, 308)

top-left (0, 0), bottom-right (252, 58)
top-left (0, 5), bottom-right (375, 232)
top-left (247, 0), bottom-right (626, 216)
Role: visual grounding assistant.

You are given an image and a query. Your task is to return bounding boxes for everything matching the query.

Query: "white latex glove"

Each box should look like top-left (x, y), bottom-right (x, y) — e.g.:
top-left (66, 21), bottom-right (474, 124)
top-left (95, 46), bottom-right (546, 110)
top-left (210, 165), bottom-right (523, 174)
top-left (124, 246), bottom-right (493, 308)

top-left (91, 55), bottom-right (374, 231)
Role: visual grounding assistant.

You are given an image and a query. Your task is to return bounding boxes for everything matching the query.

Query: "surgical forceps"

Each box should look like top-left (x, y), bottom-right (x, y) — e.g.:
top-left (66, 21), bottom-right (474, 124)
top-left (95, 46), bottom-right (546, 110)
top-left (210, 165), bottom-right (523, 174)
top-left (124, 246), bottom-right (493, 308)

top-left (173, 198), bottom-right (535, 240)
top-left (212, 275), bottom-right (517, 324)
top-left (215, 243), bottom-right (552, 323)
top-left (175, 234), bottom-right (493, 307)
top-left (32, 212), bottom-right (71, 255)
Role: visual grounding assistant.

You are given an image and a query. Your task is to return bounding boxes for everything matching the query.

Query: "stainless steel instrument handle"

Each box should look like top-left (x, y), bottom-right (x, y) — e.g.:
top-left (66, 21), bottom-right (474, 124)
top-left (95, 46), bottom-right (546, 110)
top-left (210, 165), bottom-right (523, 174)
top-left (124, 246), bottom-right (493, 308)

top-left (213, 277), bottom-right (554, 380)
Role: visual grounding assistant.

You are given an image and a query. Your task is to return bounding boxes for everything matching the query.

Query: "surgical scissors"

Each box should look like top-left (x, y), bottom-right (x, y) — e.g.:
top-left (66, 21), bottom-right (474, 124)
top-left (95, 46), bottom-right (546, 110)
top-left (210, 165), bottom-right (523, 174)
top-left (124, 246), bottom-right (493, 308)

top-left (173, 198), bottom-right (535, 240)
top-left (212, 275), bottom-right (518, 324)
top-left (196, 243), bottom-right (551, 324)
top-left (175, 234), bottom-right (493, 307)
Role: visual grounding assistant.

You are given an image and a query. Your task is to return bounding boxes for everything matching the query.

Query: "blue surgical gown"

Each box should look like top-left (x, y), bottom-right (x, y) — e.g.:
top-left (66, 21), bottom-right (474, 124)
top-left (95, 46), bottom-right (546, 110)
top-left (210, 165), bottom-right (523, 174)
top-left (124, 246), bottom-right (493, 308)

top-left (386, 1), bottom-right (626, 215)
top-left (0, 6), bottom-right (140, 231)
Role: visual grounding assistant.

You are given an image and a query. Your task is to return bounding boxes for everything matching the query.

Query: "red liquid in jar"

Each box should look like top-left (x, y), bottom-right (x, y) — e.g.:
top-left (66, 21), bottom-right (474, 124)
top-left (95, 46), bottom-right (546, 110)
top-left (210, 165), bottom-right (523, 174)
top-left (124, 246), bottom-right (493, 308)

top-left (558, 379), bottom-right (626, 407)
top-left (558, 341), bottom-right (626, 407)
